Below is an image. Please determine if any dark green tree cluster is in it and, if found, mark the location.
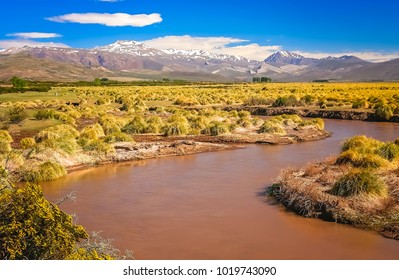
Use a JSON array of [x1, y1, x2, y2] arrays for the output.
[[252, 77, 272, 83]]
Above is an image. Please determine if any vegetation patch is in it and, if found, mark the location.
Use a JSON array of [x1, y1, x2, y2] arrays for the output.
[[269, 135, 399, 239]]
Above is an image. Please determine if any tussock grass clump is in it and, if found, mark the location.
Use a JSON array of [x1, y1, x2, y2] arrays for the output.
[[162, 115, 190, 136], [375, 104, 393, 120], [330, 168, 387, 197], [104, 132, 133, 143], [258, 121, 286, 134], [35, 124, 80, 154], [122, 116, 147, 134], [80, 139, 115, 155], [34, 109, 56, 120], [342, 135, 382, 153], [20, 137, 36, 150], [336, 136, 396, 168], [80, 124, 105, 140], [145, 116, 163, 134], [203, 121, 230, 136], [299, 118, 325, 130], [99, 115, 124, 135], [378, 143, 399, 161], [336, 150, 388, 168], [23, 161, 67, 182], [0, 130, 13, 154]]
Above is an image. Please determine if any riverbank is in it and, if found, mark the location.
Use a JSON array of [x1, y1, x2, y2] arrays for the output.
[[194, 105, 399, 122], [268, 136, 399, 240], [5, 114, 330, 182]]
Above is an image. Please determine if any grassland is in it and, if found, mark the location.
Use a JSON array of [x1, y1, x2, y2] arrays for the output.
[[0, 82, 336, 183]]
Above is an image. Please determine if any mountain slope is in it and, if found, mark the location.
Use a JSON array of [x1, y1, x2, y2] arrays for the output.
[[0, 41, 398, 82]]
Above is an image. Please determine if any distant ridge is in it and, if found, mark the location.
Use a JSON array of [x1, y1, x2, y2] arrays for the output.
[[0, 41, 398, 81]]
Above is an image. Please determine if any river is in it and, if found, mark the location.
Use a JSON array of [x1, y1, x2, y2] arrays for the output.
[[42, 119, 399, 259]]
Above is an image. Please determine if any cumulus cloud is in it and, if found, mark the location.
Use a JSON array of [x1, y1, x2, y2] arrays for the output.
[[7, 32, 61, 39], [46, 13, 162, 27], [143, 35, 281, 60], [294, 50, 399, 63], [0, 40, 70, 49]]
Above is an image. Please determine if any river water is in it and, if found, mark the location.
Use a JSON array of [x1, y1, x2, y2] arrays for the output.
[[42, 119, 399, 259]]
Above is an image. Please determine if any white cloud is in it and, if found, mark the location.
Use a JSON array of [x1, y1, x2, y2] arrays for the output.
[[7, 32, 61, 39], [98, 0, 122, 2], [46, 13, 162, 27], [0, 40, 70, 49], [143, 35, 281, 60], [294, 50, 399, 63]]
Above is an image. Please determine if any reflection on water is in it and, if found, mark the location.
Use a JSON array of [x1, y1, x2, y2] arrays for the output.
[[42, 119, 399, 259]]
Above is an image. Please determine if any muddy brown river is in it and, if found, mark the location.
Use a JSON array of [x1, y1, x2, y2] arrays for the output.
[[42, 119, 399, 259]]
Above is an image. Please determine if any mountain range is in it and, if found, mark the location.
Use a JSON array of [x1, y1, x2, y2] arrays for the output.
[[0, 40, 398, 82]]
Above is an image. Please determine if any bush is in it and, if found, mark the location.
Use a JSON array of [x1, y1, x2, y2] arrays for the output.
[[330, 169, 387, 197], [20, 137, 36, 150], [8, 106, 28, 124], [0, 182, 90, 259]]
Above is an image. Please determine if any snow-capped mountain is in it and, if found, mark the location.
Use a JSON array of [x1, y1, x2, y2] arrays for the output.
[[264, 50, 316, 65], [163, 48, 249, 62], [0, 40, 397, 82], [95, 40, 165, 57]]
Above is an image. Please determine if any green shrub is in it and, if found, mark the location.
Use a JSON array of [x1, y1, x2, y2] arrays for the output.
[[8, 106, 28, 124], [330, 169, 387, 197]]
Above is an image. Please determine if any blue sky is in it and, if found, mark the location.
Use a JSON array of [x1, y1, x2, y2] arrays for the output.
[[0, 0, 398, 61]]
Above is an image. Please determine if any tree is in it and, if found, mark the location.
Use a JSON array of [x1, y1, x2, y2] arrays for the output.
[[94, 78, 101, 86], [10, 76, 27, 89]]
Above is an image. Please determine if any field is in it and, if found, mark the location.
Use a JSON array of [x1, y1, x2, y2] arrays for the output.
[[1, 81, 399, 259]]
